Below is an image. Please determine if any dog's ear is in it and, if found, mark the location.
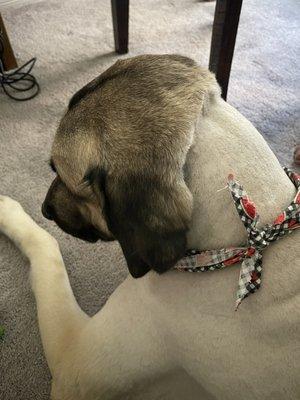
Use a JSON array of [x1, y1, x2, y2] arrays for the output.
[[102, 171, 193, 278]]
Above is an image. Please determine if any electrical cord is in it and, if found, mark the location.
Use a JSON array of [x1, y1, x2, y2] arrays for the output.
[[0, 30, 40, 101]]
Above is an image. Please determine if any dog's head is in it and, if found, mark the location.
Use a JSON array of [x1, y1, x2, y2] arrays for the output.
[[42, 55, 215, 277]]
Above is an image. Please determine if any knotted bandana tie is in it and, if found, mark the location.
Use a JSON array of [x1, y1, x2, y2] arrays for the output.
[[174, 168, 300, 310]]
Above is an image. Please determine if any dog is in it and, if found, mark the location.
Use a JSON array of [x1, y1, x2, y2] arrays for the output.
[[0, 55, 299, 400]]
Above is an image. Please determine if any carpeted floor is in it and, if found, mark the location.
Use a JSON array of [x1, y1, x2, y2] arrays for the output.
[[0, 0, 299, 399]]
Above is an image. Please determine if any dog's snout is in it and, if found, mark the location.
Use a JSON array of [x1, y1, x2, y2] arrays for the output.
[[42, 202, 54, 220]]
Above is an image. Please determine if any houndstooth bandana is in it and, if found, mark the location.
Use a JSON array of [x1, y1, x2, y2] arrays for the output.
[[174, 168, 300, 310]]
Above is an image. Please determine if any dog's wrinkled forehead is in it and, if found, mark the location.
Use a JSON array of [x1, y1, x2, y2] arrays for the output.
[[51, 54, 216, 189], [51, 127, 101, 194]]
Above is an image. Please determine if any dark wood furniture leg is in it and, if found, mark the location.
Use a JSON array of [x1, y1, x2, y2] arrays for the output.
[[209, 0, 243, 100], [111, 0, 129, 54], [0, 13, 17, 71]]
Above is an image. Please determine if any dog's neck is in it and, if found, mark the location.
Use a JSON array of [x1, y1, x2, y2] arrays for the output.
[[184, 96, 296, 252]]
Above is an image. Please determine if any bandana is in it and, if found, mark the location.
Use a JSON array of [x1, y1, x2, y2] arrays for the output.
[[174, 168, 300, 310]]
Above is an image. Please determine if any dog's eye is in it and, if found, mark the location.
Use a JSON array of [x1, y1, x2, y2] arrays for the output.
[[49, 159, 57, 173]]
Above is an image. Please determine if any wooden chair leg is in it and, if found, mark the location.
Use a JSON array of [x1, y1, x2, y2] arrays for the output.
[[209, 0, 243, 100], [0, 13, 17, 71], [111, 0, 129, 54]]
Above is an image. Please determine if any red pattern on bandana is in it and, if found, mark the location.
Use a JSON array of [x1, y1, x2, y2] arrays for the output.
[[251, 271, 259, 283], [241, 196, 256, 219], [274, 212, 285, 225], [224, 255, 242, 265], [246, 247, 256, 257]]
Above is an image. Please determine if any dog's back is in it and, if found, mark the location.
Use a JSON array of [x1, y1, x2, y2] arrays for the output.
[[136, 92, 300, 399]]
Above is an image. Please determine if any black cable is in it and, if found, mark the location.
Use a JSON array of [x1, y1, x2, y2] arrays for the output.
[[0, 30, 40, 101]]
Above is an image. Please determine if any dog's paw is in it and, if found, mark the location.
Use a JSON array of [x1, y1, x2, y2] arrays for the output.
[[0, 196, 58, 254], [0, 196, 24, 233]]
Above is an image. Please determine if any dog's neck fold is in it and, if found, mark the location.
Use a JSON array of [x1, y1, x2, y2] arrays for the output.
[[184, 96, 297, 252]]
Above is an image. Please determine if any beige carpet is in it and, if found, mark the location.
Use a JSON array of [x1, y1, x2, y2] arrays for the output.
[[0, 0, 299, 399]]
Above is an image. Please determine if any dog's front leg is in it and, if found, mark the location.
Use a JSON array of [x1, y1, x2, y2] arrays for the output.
[[0, 196, 176, 399], [0, 196, 89, 374]]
